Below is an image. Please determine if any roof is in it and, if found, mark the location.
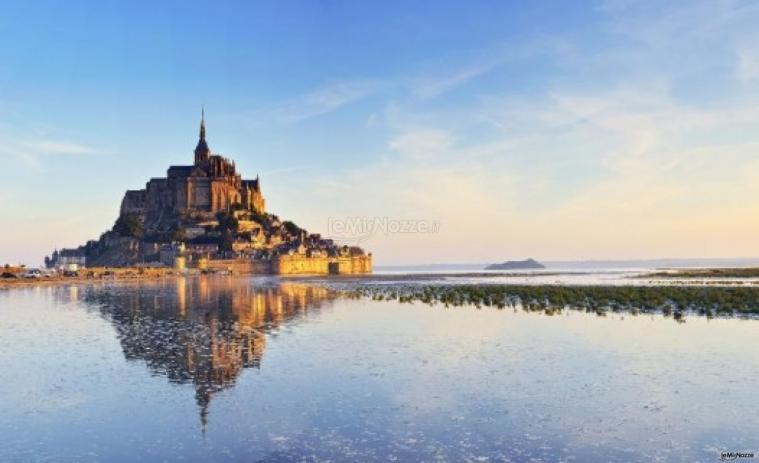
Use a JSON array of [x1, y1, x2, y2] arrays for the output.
[[168, 165, 193, 176], [194, 138, 210, 156]]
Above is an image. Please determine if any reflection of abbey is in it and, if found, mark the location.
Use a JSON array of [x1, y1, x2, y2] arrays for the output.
[[46, 111, 372, 275], [69, 280, 334, 429], [121, 110, 266, 219]]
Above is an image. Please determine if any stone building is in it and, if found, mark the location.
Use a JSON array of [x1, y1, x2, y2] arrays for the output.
[[120, 110, 265, 221]]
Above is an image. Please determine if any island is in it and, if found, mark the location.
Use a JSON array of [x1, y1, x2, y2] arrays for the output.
[[485, 258, 545, 270], [45, 111, 372, 275]]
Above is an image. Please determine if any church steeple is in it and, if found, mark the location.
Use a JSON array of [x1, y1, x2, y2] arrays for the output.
[[194, 107, 211, 164], [199, 107, 206, 140]]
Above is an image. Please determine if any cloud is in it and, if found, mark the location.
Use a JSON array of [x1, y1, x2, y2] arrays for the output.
[[21, 140, 99, 155], [270, 41, 550, 125], [289, 61, 759, 263], [364, 112, 378, 128], [600, 0, 746, 45], [737, 48, 759, 81], [273, 59, 498, 123], [275, 80, 383, 122], [411, 61, 499, 99], [0, 134, 101, 173], [388, 129, 454, 160]]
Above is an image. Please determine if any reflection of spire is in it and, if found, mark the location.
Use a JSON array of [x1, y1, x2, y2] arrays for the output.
[[196, 386, 211, 433]]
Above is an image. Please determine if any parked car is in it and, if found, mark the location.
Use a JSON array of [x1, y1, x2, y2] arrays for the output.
[[22, 269, 43, 279]]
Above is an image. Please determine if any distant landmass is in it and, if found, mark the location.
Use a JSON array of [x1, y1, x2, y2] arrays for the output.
[[485, 258, 545, 270]]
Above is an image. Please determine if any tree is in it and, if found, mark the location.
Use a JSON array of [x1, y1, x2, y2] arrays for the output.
[[250, 210, 267, 225], [170, 224, 187, 243], [216, 212, 239, 252], [216, 212, 239, 233], [282, 220, 302, 236]]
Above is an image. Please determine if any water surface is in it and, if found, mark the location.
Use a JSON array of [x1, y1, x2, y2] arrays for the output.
[[1, 276, 758, 462]]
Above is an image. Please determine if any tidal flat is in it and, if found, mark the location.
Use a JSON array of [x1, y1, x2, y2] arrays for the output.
[[1, 276, 758, 462]]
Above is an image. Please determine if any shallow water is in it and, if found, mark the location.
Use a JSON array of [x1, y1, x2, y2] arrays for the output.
[[1, 277, 758, 462]]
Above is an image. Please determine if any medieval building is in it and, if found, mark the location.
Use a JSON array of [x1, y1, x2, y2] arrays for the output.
[[120, 111, 265, 221], [47, 110, 372, 274]]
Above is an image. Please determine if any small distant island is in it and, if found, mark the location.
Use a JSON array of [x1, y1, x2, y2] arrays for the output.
[[485, 258, 545, 270]]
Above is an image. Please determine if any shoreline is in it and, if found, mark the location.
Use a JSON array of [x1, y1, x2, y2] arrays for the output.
[[0, 267, 197, 290], [5, 271, 759, 319], [6, 266, 759, 290]]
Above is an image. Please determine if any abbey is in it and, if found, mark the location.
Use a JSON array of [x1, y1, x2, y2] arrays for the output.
[[120, 110, 265, 220], [47, 111, 371, 275]]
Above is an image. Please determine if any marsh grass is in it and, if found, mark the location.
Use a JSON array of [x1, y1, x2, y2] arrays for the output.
[[642, 268, 759, 279], [341, 284, 759, 320]]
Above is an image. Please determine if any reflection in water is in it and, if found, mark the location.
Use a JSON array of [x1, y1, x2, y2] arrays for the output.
[[63, 277, 335, 429], [4, 277, 759, 461]]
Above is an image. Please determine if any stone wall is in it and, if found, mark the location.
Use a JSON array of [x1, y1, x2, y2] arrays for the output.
[[271, 254, 372, 275], [201, 255, 372, 275], [205, 259, 270, 274]]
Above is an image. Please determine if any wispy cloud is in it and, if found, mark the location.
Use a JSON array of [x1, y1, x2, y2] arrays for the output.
[[0, 135, 101, 172], [260, 166, 310, 177], [737, 47, 759, 81], [388, 129, 454, 160], [411, 61, 499, 99], [21, 140, 99, 155], [275, 80, 383, 122], [269, 41, 554, 126]]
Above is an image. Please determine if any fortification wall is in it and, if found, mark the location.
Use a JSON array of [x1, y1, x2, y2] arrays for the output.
[[195, 255, 372, 275], [272, 254, 372, 275], [205, 259, 271, 274]]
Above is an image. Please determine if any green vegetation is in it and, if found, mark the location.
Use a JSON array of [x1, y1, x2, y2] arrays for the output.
[[342, 284, 759, 318], [216, 211, 240, 252], [643, 268, 759, 279], [216, 211, 239, 231], [282, 220, 302, 236], [249, 210, 267, 224]]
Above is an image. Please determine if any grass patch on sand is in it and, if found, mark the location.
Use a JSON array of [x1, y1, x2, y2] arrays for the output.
[[342, 284, 759, 319]]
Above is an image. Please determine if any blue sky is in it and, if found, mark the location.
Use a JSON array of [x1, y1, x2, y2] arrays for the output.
[[3, 0, 759, 265]]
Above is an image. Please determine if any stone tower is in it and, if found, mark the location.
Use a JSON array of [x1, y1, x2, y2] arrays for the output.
[[194, 108, 211, 165]]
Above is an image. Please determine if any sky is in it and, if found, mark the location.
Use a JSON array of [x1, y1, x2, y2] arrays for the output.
[[2, 0, 759, 265]]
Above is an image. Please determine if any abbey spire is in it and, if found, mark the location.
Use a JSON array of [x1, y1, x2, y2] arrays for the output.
[[194, 107, 211, 164], [199, 107, 206, 140]]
